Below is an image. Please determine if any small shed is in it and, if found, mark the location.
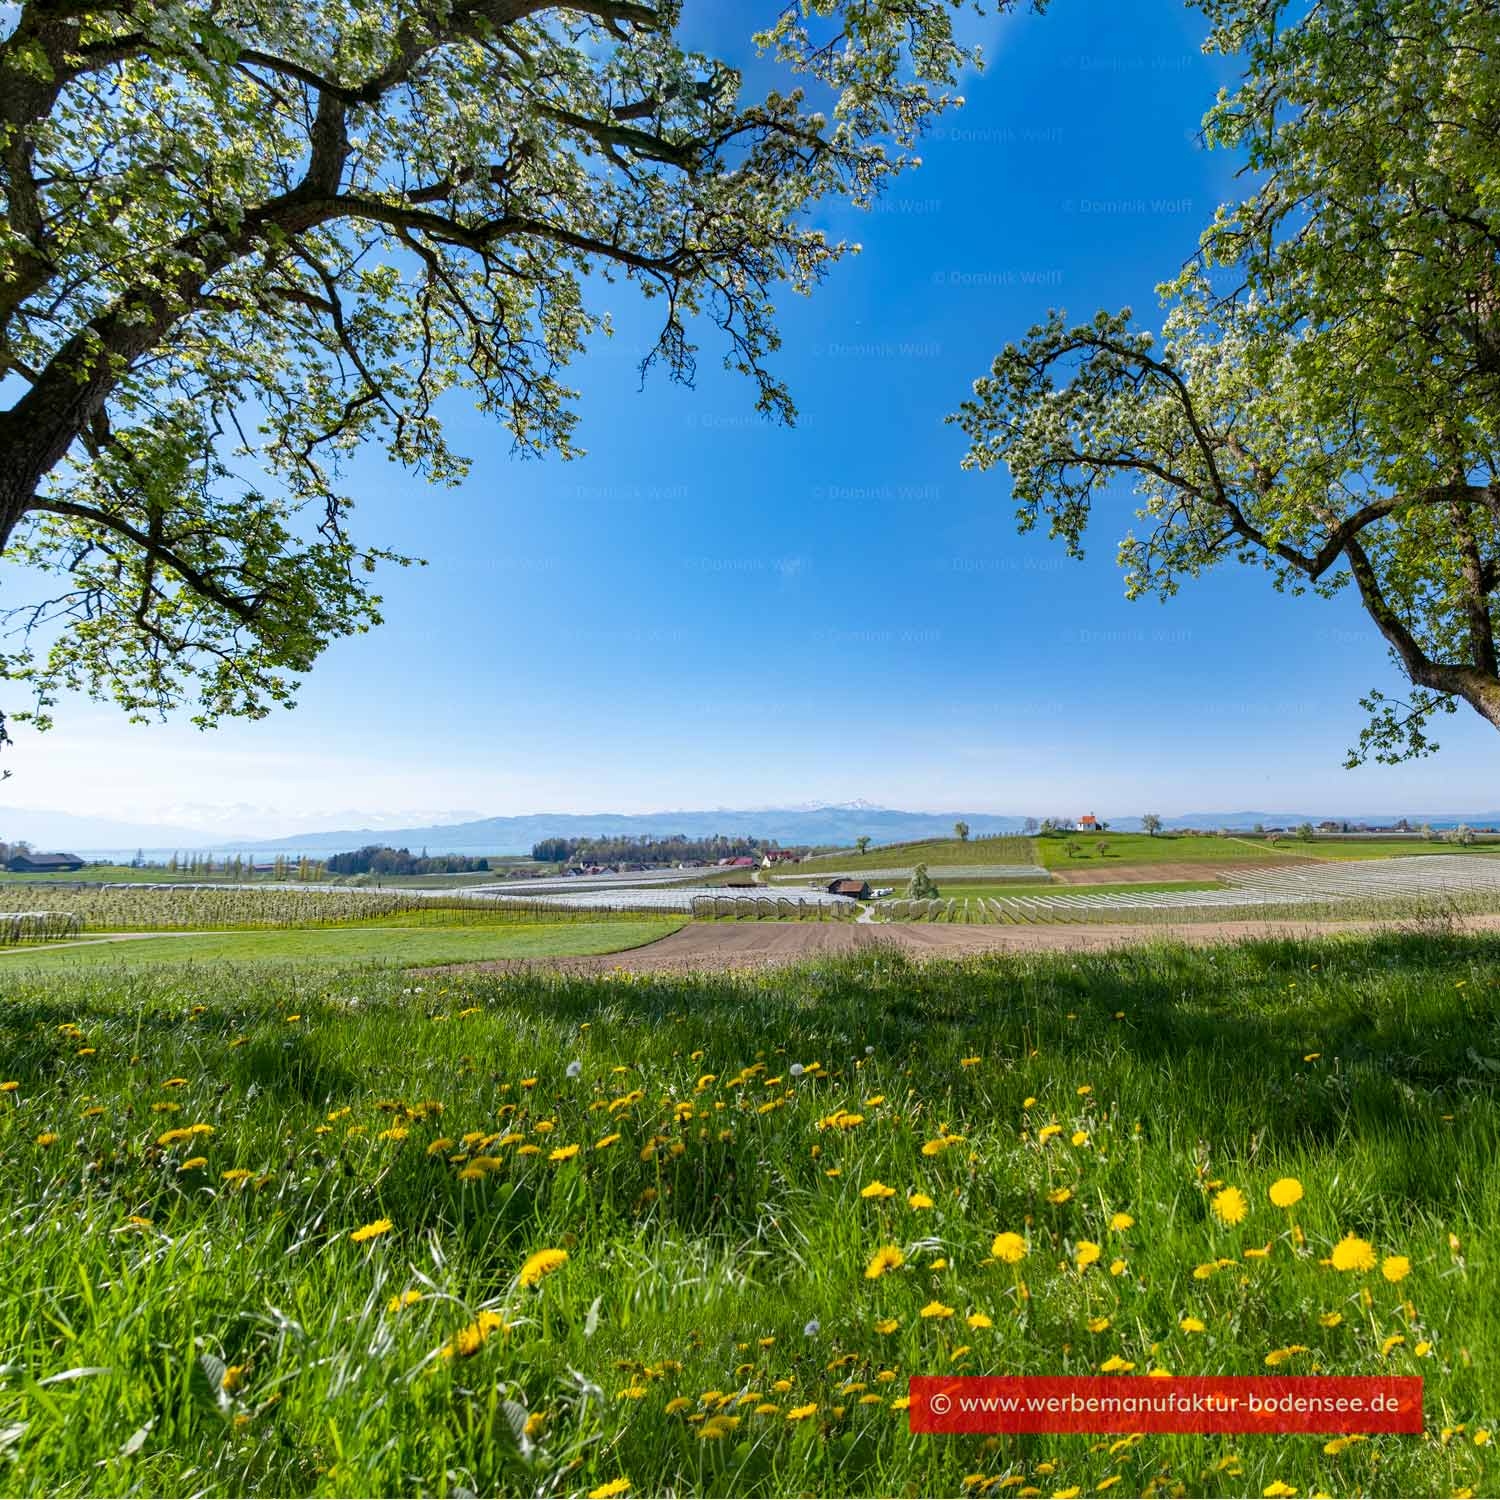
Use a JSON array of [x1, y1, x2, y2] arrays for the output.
[[828, 878, 871, 899]]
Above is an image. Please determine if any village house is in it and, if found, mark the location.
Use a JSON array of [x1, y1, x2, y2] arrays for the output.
[[761, 850, 800, 867]]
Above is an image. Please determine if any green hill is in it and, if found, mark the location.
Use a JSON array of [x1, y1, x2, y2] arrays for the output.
[[785, 835, 1037, 872]]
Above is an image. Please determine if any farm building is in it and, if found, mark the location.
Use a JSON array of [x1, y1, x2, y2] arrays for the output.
[[827, 878, 871, 898], [761, 850, 800, 867], [4, 851, 85, 873], [1076, 814, 1100, 832]]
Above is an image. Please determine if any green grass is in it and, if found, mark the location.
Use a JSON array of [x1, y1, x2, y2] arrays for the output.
[[790, 835, 1038, 873], [1033, 834, 1500, 869], [1, 934, 1497, 1497], [1298, 839, 1500, 861], [1037, 834, 1308, 868], [927, 879, 1222, 901], [0, 920, 680, 970]]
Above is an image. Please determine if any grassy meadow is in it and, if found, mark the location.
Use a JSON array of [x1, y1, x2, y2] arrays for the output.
[[789, 836, 1039, 872], [1035, 835, 1299, 869], [0, 919, 680, 971], [1, 933, 1497, 1498], [922, 881, 1223, 902]]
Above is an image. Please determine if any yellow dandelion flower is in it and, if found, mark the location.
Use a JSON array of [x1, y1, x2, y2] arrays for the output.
[[350, 1218, 393, 1243], [861, 1180, 897, 1200], [1099, 1356, 1134, 1373], [968, 1312, 993, 1329], [443, 1309, 505, 1359], [1330, 1235, 1377, 1273], [594, 1133, 621, 1149], [1381, 1255, 1412, 1283], [221, 1364, 248, 1392], [1047, 1187, 1072, 1205], [960, 1056, 982, 1068], [1211, 1187, 1249, 1225], [865, 1245, 905, 1280], [1179, 1317, 1206, 1334], [1263, 1484, 1296, 1498], [1071, 1131, 1089, 1147], [921, 1135, 961, 1156], [0, 1082, 17, 1092], [179, 1155, 207, 1171], [1037, 1124, 1063, 1143], [587, 1479, 630, 1499], [34, 1132, 59, 1146], [991, 1232, 1027, 1263], [1269, 1178, 1304, 1208], [1088, 1317, 1110, 1333], [1109, 1258, 1127, 1276], [909, 1192, 935, 1210], [1075, 1241, 1102, 1270], [518, 1247, 568, 1286], [920, 1300, 955, 1319], [787, 1403, 818, 1421], [388, 1290, 424, 1312], [874, 1317, 900, 1335], [549, 1144, 581, 1162], [1109, 1212, 1135, 1232], [220, 1168, 252, 1182]]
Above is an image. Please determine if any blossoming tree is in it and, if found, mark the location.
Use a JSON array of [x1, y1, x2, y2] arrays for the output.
[[0, 0, 1022, 753], [951, 0, 1500, 765]]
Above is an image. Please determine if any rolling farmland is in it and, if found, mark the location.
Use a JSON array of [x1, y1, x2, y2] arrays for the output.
[[874, 855, 1500, 924], [767, 863, 1048, 883]]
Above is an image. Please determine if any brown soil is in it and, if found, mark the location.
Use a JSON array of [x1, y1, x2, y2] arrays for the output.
[[1048, 858, 1320, 885], [441, 912, 1500, 978]]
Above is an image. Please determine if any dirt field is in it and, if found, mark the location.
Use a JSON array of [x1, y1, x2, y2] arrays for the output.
[[1048, 858, 1320, 885], [443, 911, 1500, 977]]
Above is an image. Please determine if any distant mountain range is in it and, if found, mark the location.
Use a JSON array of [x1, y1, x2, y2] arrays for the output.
[[6, 801, 1500, 858], [0, 806, 249, 850]]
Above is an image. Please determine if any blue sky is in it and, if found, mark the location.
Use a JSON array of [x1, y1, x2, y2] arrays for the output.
[[6, 0, 1499, 837]]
